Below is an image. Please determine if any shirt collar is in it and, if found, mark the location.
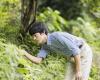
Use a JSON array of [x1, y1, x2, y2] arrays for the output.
[[47, 33, 51, 45]]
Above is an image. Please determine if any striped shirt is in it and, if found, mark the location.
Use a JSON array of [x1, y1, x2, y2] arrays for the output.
[[37, 32, 85, 58]]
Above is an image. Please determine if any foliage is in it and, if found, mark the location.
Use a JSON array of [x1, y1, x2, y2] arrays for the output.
[[37, 7, 99, 43], [68, 13, 97, 41], [89, 65, 100, 80], [0, 0, 20, 28], [38, 0, 83, 20], [37, 7, 68, 32], [0, 0, 100, 80], [0, 39, 66, 80], [38, 0, 100, 20], [81, 0, 100, 17]]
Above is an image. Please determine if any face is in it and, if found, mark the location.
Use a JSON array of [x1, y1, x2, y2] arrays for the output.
[[32, 33, 46, 45]]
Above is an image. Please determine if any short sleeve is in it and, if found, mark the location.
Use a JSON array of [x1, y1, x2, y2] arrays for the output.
[[54, 33, 81, 57], [69, 43, 81, 56], [61, 36, 81, 56], [37, 48, 48, 58]]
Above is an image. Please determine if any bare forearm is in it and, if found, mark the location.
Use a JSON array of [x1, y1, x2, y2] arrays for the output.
[[74, 54, 83, 80], [24, 52, 42, 64], [74, 54, 81, 72]]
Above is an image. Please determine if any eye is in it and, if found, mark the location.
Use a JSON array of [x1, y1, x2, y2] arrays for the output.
[[33, 34, 37, 37]]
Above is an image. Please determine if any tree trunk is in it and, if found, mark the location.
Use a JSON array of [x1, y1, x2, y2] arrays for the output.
[[21, 0, 37, 37]]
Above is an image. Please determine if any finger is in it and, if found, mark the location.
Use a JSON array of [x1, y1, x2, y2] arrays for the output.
[[79, 77, 82, 80], [76, 77, 81, 80], [78, 77, 80, 80], [75, 77, 77, 80], [81, 77, 83, 80], [75, 77, 79, 80]]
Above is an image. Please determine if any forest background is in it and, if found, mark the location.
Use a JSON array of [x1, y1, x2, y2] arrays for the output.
[[0, 0, 100, 80]]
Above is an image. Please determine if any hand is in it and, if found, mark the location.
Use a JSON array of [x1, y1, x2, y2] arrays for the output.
[[75, 71, 83, 80]]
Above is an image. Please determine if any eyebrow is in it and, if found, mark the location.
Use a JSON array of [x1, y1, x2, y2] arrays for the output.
[[33, 34, 36, 36]]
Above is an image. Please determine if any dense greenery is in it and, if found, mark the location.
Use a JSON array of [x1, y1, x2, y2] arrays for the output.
[[0, 0, 100, 80]]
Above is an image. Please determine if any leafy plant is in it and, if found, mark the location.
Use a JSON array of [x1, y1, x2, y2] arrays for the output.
[[37, 7, 68, 32]]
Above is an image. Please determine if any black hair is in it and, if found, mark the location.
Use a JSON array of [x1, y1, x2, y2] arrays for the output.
[[29, 22, 48, 36]]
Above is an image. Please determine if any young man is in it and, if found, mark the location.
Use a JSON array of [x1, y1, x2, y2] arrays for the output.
[[24, 22, 93, 80]]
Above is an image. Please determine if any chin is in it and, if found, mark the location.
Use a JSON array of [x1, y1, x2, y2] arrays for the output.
[[39, 42, 44, 45], [37, 42, 42, 45]]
